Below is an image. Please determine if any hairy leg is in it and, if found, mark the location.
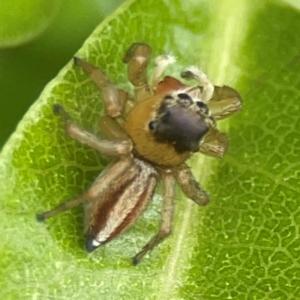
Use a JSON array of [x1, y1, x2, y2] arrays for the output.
[[36, 157, 133, 221], [74, 57, 124, 118], [199, 127, 229, 158], [174, 165, 209, 206], [133, 171, 175, 265], [123, 43, 152, 102], [54, 104, 132, 156]]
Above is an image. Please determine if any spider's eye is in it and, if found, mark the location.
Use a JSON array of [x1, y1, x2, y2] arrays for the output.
[[164, 95, 174, 100], [196, 101, 209, 114], [178, 93, 193, 102], [149, 121, 156, 131], [177, 93, 193, 106]]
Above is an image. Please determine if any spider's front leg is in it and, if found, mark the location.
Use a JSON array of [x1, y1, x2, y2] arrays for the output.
[[123, 43, 152, 102], [74, 57, 128, 118], [133, 171, 175, 265]]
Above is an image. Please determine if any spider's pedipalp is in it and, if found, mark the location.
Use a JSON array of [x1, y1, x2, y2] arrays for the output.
[[181, 66, 214, 102], [152, 54, 176, 90], [98, 115, 129, 141]]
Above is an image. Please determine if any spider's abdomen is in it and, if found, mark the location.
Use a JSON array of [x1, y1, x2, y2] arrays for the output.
[[84, 158, 157, 252]]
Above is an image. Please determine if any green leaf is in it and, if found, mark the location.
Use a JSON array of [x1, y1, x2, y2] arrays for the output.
[[1, 0, 300, 299], [0, 0, 61, 48]]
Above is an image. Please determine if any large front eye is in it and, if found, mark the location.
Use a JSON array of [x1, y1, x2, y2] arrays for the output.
[[177, 93, 193, 107], [148, 121, 156, 131], [196, 101, 209, 114]]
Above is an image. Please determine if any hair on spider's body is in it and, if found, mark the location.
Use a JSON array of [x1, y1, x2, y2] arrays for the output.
[[37, 43, 242, 265]]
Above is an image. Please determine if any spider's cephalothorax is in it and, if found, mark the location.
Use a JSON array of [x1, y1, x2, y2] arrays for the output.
[[148, 91, 214, 153], [37, 43, 242, 265]]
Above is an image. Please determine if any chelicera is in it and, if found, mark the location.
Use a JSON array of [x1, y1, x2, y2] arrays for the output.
[[37, 43, 242, 265]]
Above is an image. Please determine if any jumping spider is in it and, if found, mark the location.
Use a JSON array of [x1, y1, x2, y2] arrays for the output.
[[37, 43, 242, 265]]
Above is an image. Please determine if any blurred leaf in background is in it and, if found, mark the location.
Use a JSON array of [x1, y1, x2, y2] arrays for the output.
[[0, 0, 61, 48], [1, 0, 300, 299], [0, 0, 124, 147]]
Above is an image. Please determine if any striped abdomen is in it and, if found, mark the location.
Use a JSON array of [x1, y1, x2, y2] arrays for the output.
[[84, 158, 158, 252]]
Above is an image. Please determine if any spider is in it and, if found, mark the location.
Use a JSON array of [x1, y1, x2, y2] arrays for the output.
[[37, 43, 242, 265]]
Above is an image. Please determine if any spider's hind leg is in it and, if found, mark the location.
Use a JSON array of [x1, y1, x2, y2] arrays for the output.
[[36, 157, 133, 221], [133, 172, 175, 265], [53, 104, 132, 157]]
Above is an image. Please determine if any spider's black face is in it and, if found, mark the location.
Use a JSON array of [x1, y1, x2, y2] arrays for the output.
[[149, 93, 211, 153]]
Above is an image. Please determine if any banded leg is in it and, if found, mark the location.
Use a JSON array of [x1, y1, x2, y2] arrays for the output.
[[133, 172, 175, 265], [123, 43, 152, 102], [74, 57, 125, 118], [174, 165, 209, 206], [36, 157, 133, 221], [54, 104, 132, 157]]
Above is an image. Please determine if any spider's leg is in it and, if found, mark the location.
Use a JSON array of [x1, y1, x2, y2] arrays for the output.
[[36, 193, 88, 221], [206, 85, 242, 120], [74, 57, 124, 118], [98, 115, 129, 141], [133, 172, 175, 265], [53, 104, 132, 157], [123, 43, 152, 102], [36, 157, 133, 221], [199, 127, 229, 158], [174, 165, 209, 206]]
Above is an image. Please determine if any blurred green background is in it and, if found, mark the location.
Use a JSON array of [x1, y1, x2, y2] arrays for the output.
[[0, 0, 124, 147]]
